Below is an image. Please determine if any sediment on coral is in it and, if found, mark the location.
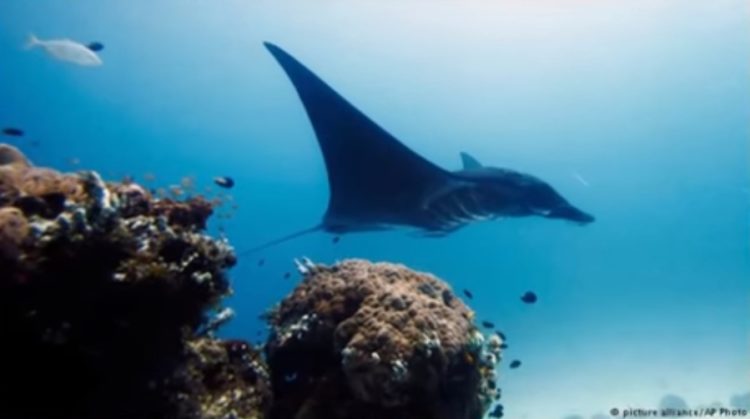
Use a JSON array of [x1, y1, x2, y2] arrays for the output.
[[0, 144, 269, 419], [264, 259, 502, 419]]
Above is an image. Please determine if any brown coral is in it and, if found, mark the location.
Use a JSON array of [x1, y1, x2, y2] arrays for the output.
[[0, 144, 85, 214], [265, 259, 495, 419], [0, 144, 256, 419], [152, 196, 214, 230], [0, 145, 28, 206], [0, 144, 30, 169], [18, 167, 65, 196], [0, 206, 28, 259]]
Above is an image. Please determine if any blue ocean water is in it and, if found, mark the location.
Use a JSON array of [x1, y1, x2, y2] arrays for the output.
[[1, 1, 748, 418]]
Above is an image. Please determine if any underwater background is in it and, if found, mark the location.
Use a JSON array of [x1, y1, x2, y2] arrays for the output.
[[1, 0, 748, 418]]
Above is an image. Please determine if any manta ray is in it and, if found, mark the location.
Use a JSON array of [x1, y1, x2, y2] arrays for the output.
[[246, 42, 594, 253]]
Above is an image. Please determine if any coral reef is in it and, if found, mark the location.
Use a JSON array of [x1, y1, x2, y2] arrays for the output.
[[0, 144, 269, 419], [169, 338, 272, 419], [0, 143, 503, 419], [264, 259, 501, 419]]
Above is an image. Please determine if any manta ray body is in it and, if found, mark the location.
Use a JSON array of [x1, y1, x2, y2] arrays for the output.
[[247, 43, 595, 253]]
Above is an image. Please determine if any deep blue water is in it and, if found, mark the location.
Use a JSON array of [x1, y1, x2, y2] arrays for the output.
[[2, 1, 748, 418]]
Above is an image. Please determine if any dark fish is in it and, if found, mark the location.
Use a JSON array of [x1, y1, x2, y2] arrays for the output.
[[482, 320, 495, 329], [214, 176, 235, 188], [2, 127, 23, 137], [87, 41, 104, 52], [283, 272, 291, 279], [489, 404, 504, 418], [332, 235, 340, 244], [509, 359, 521, 369], [500, 343, 508, 349], [441, 289, 454, 306], [494, 330, 506, 341], [463, 289, 473, 299], [257, 258, 265, 267], [520, 291, 537, 304]]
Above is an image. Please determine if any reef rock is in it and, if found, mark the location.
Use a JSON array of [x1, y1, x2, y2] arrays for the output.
[[265, 259, 500, 419], [0, 144, 269, 419], [169, 338, 273, 419]]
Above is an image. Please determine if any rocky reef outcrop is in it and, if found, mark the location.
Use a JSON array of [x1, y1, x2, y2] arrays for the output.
[[0, 144, 270, 419], [264, 259, 501, 419], [0, 143, 503, 419]]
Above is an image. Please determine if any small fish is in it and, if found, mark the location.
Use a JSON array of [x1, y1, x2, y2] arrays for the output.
[[520, 291, 537, 304], [200, 307, 235, 335], [26, 34, 103, 66], [257, 258, 265, 267], [494, 330, 506, 341], [571, 171, 590, 187], [482, 320, 495, 329], [168, 185, 183, 197], [86, 41, 104, 52], [332, 235, 340, 244], [500, 343, 508, 349], [283, 272, 291, 279], [67, 157, 80, 166], [214, 176, 235, 189], [2, 127, 24, 136], [463, 289, 473, 299], [509, 359, 521, 369], [181, 176, 196, 190]]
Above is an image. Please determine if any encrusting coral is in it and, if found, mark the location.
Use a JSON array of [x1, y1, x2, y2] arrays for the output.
[[264, 259, 502, 419], [0, 144, 270, 419]]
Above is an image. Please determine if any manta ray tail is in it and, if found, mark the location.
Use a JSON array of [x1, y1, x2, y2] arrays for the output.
[[238, 225, 323, 256]]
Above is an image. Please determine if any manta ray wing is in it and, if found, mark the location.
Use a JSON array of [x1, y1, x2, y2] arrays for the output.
[[264, 42, 460, 231]]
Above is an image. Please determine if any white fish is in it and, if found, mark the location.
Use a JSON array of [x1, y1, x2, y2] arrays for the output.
[[25, 33, 102, 66], [571, 171, 590, 187]]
